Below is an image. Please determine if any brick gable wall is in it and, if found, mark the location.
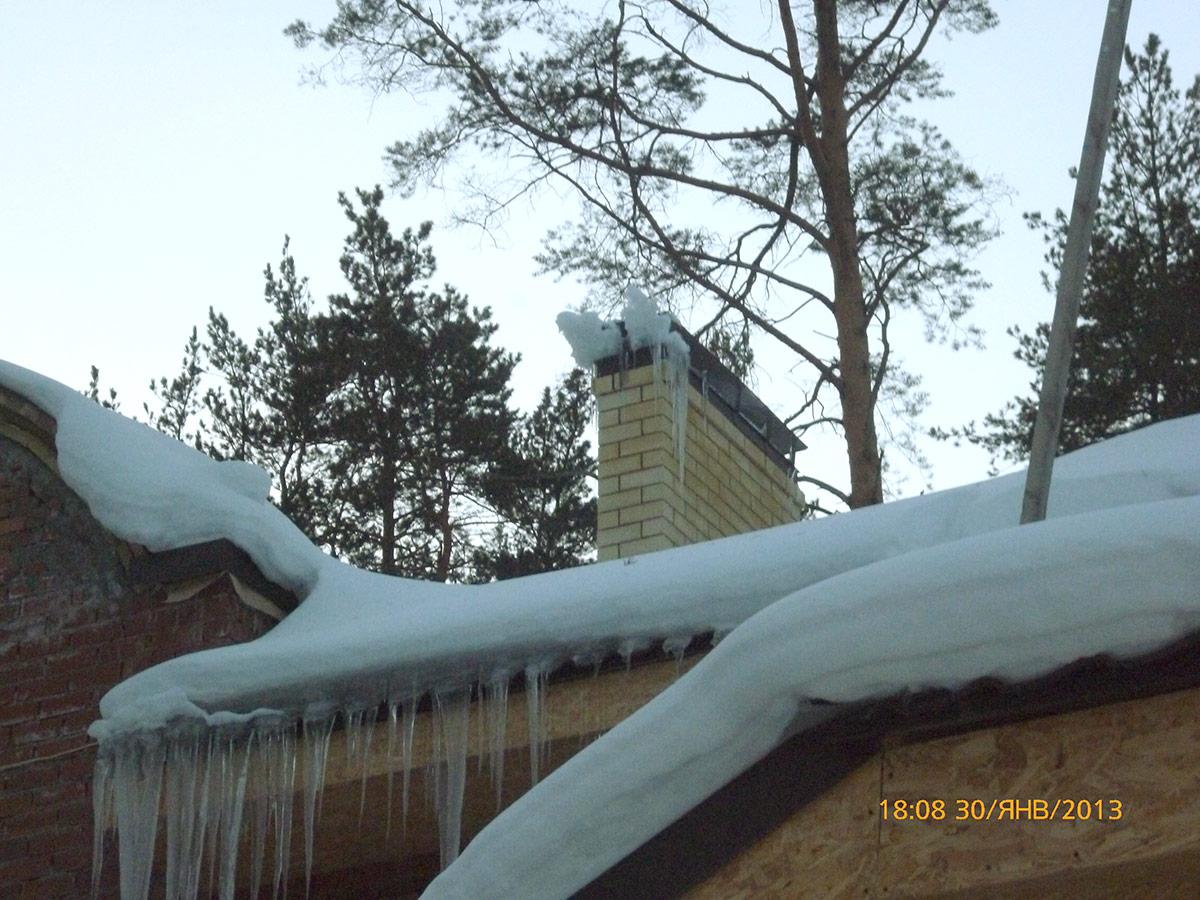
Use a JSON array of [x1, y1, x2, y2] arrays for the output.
[[0, 437, 275, 898]]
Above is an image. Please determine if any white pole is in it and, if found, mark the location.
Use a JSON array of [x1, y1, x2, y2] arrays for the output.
[[1020, 0, 1133, 525]]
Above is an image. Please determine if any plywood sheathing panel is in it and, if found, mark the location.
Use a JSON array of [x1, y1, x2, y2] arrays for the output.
[[689, 685, 1200, 898]]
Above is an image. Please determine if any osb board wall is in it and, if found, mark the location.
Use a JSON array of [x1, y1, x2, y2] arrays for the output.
[[689, 685, 1200, 899], [595, 363, 805, 561]]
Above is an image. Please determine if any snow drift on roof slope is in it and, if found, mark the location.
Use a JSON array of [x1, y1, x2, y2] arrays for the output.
[[0, 360, 322, 596], [98, 406, 1200, 724], [3, 359, 1200, 727], [425, 492, 1200, 899]]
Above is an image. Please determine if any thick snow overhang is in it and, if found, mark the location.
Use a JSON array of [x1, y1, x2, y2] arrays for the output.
[[0, 371, 299, 617], [424, 489, 1200, 898], [4, 358, 1200, 729]]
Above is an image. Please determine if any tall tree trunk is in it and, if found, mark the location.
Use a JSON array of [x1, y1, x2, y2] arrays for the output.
[[381, 455, 396, 574], [813, 0, 883, 508], [435, 478, 453, 582]]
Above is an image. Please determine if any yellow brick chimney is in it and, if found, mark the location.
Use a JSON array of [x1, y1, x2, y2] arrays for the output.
[[593, 331, 807, 561]]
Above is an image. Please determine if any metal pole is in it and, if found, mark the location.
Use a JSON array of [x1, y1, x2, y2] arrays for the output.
[[1020, 0, 1133, 524]]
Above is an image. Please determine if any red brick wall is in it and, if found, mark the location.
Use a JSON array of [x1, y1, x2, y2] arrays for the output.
[[0, 436, 276, 898]]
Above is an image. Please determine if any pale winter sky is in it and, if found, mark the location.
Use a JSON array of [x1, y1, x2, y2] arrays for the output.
[[2, 1, 1198, 504]]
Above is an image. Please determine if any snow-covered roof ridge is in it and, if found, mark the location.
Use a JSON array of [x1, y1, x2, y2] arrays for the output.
[[0, 359, 324, 596], [11, 358, 1199, 897]]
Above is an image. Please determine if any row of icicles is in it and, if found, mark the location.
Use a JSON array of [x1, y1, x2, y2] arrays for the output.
[[91, 669, 563, 900]]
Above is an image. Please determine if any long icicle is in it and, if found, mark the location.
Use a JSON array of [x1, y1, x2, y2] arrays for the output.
[[202, 732, 227, 900], [486, 675, 510, 810], [248, 728, 271, 900], [90, 745, 114, 899], [112, 733, 166, 900], [434, 689, 471, 869], [400, 697, 417, 842], [384, 701, 399, 845], [218, 732, 251, 900], [356, 710, 375, 828], [302, 710, 335, 899], [271, 723, 297, 900], [525, 666, 550, 786], [163, 726, 207, 900]]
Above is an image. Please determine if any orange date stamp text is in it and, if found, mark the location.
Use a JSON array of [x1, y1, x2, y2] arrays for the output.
[[879, 798, 1124, 822]]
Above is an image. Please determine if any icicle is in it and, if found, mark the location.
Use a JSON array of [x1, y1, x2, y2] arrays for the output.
[[269, 723, 297, 900], [663, 635, 693, 677], [484, 675, 510, 809], [434, 689, 471, 869], [400, 697, 417, 841], [248, 729, 271, 900], [618, 637, 649, 671], [203, 733, 225, 898], [343, 706, 375, 828], [384, 702, 399, 844], [217, 733, 251, 900], [475, 686, 486, 777], [524, 666, 550, 786], [163, 725, 210, 900], [426, 699, 442, 813], [669, 343, 689, 482], [344, 707, 365, 772], [91, 745, 114, 899], [302, 709, 335, 899], [112, 732, 166, 900]]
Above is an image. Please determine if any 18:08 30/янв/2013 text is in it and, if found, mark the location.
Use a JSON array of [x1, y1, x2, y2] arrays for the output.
[[879, 798, 1124, 822]]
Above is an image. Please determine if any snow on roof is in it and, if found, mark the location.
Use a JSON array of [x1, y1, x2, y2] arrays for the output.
[[0, 360, 322, 598], [2, 357, 1199, 731], [426, 492, 1200, 899], [5, 359, 1200, 897]]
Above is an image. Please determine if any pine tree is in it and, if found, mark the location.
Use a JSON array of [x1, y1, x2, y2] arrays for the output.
[[125, 191, 524, 580], [287, 0, 1000, 509], [935, 36, 1200, 466], [319, 187, 518, 580], [202, 240, 335, 546], [475, 369, 596, 581], [145, 326, 205, 447]]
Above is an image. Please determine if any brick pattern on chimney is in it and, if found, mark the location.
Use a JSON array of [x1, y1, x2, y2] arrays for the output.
[[0, 437, 275, 899], [595, 362, 805, 561]]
